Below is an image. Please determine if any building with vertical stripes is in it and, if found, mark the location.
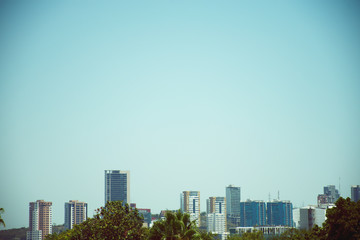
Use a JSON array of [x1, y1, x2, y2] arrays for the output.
[[64, 200, 88, 230], [266, 200, 293, 227], [226, 185, 241, 227], [351, 185, 360, 202], [180, 191, 200, 227], [26, 200, 52, 240], [207, 197, 227, 239], [105, 170, 130, 204], [240, 200, 266, 227]]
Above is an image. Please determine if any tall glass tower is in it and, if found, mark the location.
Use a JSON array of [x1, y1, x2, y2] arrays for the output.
[[266, 200, 293, 227], [226, 185, 241, 227], [105, 170, 130, 205]]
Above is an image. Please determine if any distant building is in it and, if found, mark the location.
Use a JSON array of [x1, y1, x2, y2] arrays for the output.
[[240, 200, 266, 227], [226, 185, 241, 227], [207, 197, 227, 239], [130, 203, 137, 208], [104, 170, 130, 204], [64, 200, 88, 230], [320, 185, 340, 204], [297, 206, 326, 230], [138, 209, 152, 227], [351, 185, 360, 202], [180, 191, 200, 226], [266, 200, 293, 227], [229, 226, 291, 238], [26, 200, 52, 240]]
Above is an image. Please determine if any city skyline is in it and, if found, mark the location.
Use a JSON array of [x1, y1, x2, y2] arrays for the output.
[[1, 0, 360, 230]]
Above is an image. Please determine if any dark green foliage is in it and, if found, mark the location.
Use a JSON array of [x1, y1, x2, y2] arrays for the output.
[[46, 201, 147, 240], [322, 197, 360, 240], [227, 230, 264, 240], [149, 210, 200, 240]]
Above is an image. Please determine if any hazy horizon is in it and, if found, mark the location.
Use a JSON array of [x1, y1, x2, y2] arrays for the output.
[[1, 0, 359, 230]]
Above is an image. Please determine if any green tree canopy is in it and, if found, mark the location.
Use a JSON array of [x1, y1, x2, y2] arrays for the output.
[[149, 210, 200, 240], [322, 197, 360, 240], [227, 230, 264, 240], [46, 201, 147, 240]]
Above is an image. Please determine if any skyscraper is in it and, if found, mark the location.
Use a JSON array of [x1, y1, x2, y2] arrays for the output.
[[207, 196, 227, 239], [180, 191, 200, 226], [64, 200, 88, 230], [226, 185, 241, 227], [351, 185, 360, 202], [240, 200, 266, 227], [267, 200, 293, 227], [105, 170, 130, 204], [323, 185, 340, 203], [26, 200, 52, 240]]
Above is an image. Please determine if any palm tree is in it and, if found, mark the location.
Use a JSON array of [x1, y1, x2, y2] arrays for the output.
[[149, 210, 201, 240], [0, 208, 5, 228]]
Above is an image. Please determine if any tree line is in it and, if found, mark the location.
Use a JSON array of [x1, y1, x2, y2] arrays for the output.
[[40, 197, 360, 239]]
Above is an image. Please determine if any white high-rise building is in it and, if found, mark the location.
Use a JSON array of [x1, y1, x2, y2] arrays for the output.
[[207, 197, 227, 239], [180, 191, 200, 226], [105, 170, 130, 204], [65, 200, 88, 230]]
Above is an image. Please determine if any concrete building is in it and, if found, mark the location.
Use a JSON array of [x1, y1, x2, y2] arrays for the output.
[[26, 200, 52, 240], [207, 197, 227, 239], [240, 200, 266, 227], [267, 200, 293, 227], [105, 170, 130, 204], [351, 185, 360, 202], [64, 200, 88, 230], [226, 185, 241, 227], [298, 206, 326, 230], [180, 191, 200, 227]]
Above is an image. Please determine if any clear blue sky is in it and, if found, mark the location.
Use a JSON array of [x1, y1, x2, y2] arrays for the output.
[[1, 0, 359, 229]]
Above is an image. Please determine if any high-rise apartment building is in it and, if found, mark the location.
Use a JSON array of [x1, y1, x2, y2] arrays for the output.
[[64, 200, 88, 230], [207, 197, 227, 239], [267, 200, 293, 227], [226, 185, 241, 227], [240, 200, 266, 227], [180, 191, 200, 227], [105, 170, 130, 204], [351, 185, 360, 202], [26, 200, 52, 240]]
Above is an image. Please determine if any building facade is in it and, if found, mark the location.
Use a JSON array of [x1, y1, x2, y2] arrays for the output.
[[351, 185, 360, 202], [26, 200, 52, 240], [240, 200, 266, 227], [180, 191, 200, 227], [298, 206, 326, 230], [105, 170, 130, 204], [206, 197, 227, 239], [226, 185, 241, 227], [64, 200, 88, 230], [266, 200, 293, 227]]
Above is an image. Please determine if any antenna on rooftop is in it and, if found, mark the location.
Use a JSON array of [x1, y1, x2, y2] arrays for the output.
[[278, 190, 280, 200], [268, 192, 271, 202], [339, 177, 341, 195]]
